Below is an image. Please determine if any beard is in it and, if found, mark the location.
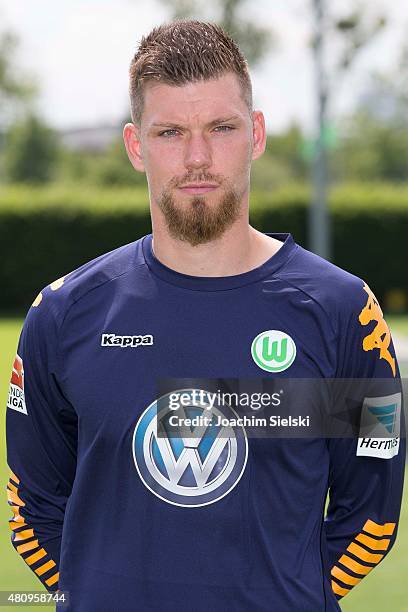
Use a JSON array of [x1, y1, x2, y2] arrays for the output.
[[157, 181, 242, 247]]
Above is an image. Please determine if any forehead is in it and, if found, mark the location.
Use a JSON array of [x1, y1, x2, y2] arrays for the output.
[[141, 72, 248, 126]]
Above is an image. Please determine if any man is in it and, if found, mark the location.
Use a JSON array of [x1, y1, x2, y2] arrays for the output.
[[5, 19, 405, 611]]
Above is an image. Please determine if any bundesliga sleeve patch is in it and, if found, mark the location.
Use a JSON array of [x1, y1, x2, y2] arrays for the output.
[[356, 392, 401, 459], [7, 354, 28, 415]]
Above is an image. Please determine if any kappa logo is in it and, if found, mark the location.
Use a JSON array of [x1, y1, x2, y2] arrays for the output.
[[132, 389, 248, 507], [7, 354, 28, 415], [356, 392, 401, 459], [358, 282, 396, 377], [101, 333, 154, 348], [251, 330, 296, 373]]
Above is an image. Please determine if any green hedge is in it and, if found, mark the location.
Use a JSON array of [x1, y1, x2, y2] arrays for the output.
[[1, 184, 407, 313]]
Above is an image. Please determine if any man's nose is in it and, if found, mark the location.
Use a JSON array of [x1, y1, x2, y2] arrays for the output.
[[184, 133, 212, 169]]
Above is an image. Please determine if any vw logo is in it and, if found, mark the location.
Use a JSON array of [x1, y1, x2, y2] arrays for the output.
[[132, 389, 248, 507]]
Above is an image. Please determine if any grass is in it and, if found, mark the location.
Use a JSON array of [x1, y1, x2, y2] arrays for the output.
[[388, 316, 408, 336], [0, 317, 407, 610]]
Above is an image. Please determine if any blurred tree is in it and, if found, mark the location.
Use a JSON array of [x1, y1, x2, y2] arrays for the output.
[[312, 3, 388, 125], [55, 140, 148, 187], [86, 112, 145, 186], [158, 0, 274, 66], [334, 112, 408, 183], [333, 40, 408, 182], [0, 29, 37, 124], [5, 114, 59, 183], [0, 24, 38, 183], [267, 124, 308, 180], [332, 117, 393, 181], [90, 138, 147, 187], [55, 148, 102, 184], [250, 123, 309, 190], [309, 1, 388, 259], [358, 41, 408, 125], [55, 111, 147, 187], [332, 8, 386, 75]]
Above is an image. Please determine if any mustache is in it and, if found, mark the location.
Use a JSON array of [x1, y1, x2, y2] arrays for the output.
[[171, 174, 225, 187]]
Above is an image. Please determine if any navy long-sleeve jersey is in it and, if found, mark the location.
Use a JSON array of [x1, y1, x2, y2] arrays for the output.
[[5, 232, 405, 611]]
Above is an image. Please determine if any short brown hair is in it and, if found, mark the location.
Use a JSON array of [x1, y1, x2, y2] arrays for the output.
[[129, 19, 253, 125]]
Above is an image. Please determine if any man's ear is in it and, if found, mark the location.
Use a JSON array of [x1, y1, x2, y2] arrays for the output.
[[251, 110, 266, 162], [123, 123, 145, 172]]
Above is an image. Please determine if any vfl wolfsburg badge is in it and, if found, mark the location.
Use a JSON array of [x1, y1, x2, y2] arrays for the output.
[[251, 330, 296, 373]]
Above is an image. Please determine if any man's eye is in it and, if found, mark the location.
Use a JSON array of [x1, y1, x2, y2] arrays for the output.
[[158, 129, 179, 137], [214, 125, 234, 132], [158, 125, 235, 137]]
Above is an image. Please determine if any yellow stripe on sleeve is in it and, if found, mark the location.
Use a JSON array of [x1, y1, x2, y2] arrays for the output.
[[332, 580, 350, 597], [338, 554, 374, 576], [45, 572, 59, 587], [356, 533, 391, 551], [25, 548, 47, 566], [7, 488, 25, 507], [13, 528, 34, 542], [17, 539, 39, 554], [9, 520, 27, 530], [7, 481, 18, 494], [331, 565, 362, 586], [35, 560, 56, 576], [9, 469, 20, 484], [7, 473, 60, 587], [9, 505, 25, 522], [347, 542, 384, 564], [363, 519, 395, 537]]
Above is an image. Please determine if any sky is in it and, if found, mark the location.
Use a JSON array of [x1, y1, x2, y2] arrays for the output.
[[1, 0, 407, 133]]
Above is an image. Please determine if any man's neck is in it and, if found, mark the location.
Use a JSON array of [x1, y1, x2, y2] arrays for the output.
[[150, 223, 284, 277]]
